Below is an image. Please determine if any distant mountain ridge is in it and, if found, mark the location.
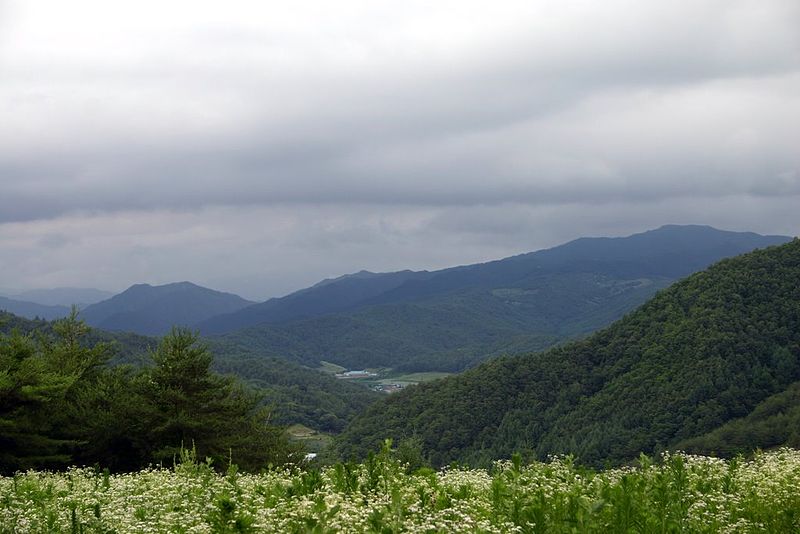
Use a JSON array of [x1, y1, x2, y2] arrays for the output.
[[81, 281, 255, 336], [0, 296, 70, 321], [201, 225, 790, 336], [198, 269, 431, 334], [361, 224, 791, 305], [7, 287, 114, 307], [202, 225, 791, 372]]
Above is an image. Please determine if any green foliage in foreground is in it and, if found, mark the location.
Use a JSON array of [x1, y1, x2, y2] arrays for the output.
[[1, 446, 799, 533], [0, 313, 298, 474]]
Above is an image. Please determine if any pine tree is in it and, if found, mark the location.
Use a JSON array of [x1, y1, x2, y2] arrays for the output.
[[144, 327, 300, 470], [0, 310, 111, 473]]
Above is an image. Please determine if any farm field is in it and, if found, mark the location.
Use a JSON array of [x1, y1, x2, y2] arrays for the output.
[[2, 446, 798, 533], [321, 364, 454, 393], [372, 371, 454, 388], [285, 424, 333, 454]]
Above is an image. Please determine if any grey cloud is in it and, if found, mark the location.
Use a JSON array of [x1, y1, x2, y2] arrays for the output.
[[1, 196, 796, 300], [37, 233, 73, 249], [1, 1, 799, 295]]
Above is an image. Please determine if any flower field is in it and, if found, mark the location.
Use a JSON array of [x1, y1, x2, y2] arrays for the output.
[[1, 446, 799, 533]]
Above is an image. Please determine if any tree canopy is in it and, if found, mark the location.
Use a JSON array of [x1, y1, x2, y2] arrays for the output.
[[0, 315, 299, 474]]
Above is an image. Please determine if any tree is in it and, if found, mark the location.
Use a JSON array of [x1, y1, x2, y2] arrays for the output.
[[0, 310, 112, 473], [143, 327, 299, 470]]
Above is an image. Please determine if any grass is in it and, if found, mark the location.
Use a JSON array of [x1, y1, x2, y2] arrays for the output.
[[317, 360, 347, 374], [286, 424, 333, 453], [382, 372, 453, 384], [362, 371, 454, 389], [1, 445, 799, 532]]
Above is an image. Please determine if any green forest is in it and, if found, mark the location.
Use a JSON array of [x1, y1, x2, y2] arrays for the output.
[[0, 312, 299, 474], [336, 239, 800, 467]]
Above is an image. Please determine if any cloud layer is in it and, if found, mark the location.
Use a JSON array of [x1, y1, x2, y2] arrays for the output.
[[1, 0, 798, 298]]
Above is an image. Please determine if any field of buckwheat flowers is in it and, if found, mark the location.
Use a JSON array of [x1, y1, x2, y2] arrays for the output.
[[1, 444, 799, 533]]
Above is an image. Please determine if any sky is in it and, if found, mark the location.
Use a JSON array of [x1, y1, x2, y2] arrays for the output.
[[1, 0, 798, 300]]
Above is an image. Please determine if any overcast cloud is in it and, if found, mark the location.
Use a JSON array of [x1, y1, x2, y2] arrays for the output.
[[1, 0, 799, 299]]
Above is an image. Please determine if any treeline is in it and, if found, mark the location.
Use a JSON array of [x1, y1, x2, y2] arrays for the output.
[[0, 312, 299, 475], [336, 239, 800, 467], [0, 311, 156, 367]]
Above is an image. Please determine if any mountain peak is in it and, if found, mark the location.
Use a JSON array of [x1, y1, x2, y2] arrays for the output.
[[81, 281, 253, 336]]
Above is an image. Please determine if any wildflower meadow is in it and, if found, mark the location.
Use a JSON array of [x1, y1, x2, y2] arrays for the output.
[[1, 444, 799, 533]]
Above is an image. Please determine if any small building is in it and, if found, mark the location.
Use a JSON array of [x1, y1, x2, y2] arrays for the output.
[[374, 383, 404, 394], [335, 369, 377, 379]]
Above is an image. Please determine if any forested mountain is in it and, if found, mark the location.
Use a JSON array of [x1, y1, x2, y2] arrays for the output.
[[198, 269, 430, 334], [211, 275, 666, 372], [1, 311, 157, 366], [0, 296, 70, 320], [203, 225, 789, 336], [80, 282, 255, 336], [335, 239, 800, 467], [208, 225, 791, 372], [0, 311, 379, 433]]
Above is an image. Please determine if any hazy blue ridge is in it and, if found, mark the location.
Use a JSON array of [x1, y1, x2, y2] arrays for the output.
[[0, 296, 71, 320], [80, 281, 255, 336], [205, 225, 791, 372], [6, 287, 114, 307]]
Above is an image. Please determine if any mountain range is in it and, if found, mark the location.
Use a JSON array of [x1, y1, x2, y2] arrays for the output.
[[2, 224, 798, 460], [335, 238, 800, 466], [203, 225, 790, 334], [204, 225, 791, 372], [4, 226, 791, 375]]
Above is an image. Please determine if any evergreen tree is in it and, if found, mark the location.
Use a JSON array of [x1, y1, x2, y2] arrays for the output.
[[143, 327, 300, 470], [0, 310, 111, 473]]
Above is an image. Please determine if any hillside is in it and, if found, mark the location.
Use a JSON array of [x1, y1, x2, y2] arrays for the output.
[[81, 282, 255, 336], [209, 225, 791, 372], [678, 381, 800, 456], [335, 239, 800, 466], [212, 274, 668, 372]]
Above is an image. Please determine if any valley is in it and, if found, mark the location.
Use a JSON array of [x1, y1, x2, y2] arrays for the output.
[[3, 225, 796, 465]]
